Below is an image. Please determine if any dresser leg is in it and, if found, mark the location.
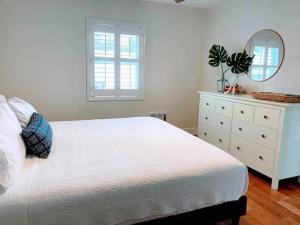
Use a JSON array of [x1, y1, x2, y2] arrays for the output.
[[271, 178, 279, 190]]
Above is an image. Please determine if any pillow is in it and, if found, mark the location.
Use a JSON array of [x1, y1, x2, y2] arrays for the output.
[[0, 95, 6, 102], [0, 101, 26, 193], [21, 113, 53, 159], [8, 97, 37, 128]]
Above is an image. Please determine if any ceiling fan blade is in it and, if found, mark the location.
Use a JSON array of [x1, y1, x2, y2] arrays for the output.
[[174, 0, 185, 3]]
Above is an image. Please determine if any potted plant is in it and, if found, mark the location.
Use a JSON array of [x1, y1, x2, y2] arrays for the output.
[[208, 44, 254, 93]]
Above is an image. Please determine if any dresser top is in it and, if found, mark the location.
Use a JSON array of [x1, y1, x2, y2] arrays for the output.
[[198, 91, 300, 108]]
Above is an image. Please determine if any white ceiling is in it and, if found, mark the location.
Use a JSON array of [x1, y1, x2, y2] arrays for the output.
[[142, 0, 227, 9]]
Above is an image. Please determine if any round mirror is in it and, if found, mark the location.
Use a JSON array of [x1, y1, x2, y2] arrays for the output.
[[245, 29, 284, 82]]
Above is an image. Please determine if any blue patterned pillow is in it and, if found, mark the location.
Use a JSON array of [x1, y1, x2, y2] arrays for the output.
[[21, 113, 53, 158]]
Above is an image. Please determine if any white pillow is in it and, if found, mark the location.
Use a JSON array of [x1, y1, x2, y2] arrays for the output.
[[0, 101, 26, 193], [0, 95, 6, 102], [8, 97, 37, 128]]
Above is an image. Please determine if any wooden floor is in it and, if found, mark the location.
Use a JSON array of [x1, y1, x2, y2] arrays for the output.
[[217, 170, 300, 225]]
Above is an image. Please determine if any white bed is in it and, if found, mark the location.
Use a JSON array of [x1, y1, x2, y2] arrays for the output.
[[0, 117, 248, 225]]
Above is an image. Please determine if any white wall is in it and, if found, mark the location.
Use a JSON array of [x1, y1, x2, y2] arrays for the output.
[[0, 0, 205, 130], [201, 0, 300, 94]]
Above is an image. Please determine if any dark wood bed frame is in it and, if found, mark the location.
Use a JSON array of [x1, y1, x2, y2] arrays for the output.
[[137, 196, 247, 225]]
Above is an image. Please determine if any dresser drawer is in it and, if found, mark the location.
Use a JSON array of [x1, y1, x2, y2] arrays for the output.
[[199, 125, 230, 152], [200, 111, 215, 128], [233, 103, 254, 123], [229, 136, 248, 164], [201, 111, 232, 132], [201, 96, 216, 112], [213, 114, 232, 132], [230, 135, 275, 177], [199, 125, 215, 144], [215, 100, 233, 117], [254, 107, 281, 129], [212, 131, 230, 151], [232, 120, 278, 149]]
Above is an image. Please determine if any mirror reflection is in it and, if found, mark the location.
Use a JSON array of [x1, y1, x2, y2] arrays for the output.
[[245, 29, 284, 82]]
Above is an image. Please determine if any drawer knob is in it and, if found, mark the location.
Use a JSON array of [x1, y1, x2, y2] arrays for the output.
[[220, 121, 224, 125], [219, 139, 223, 143], [206, 103, 209, 106], [239, 127, 243, 131], [259, 156, 264, 160], [240, 110, 244, 114], [261, 134, 266, 139], [221, 106, 225, 110], [205, 117, 208, 120], [264, 115, 268, 119], [204, 132, 207, 136], [237, 146, 241, 151]]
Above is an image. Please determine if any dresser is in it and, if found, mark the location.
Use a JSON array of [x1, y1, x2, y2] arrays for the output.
[[198, 91, 300, 190]]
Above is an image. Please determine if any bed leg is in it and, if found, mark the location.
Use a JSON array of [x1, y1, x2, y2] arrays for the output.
[[231, 216, 240, 225]]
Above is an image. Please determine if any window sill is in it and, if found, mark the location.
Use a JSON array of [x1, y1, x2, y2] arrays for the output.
[[87, 96, 144, 102]]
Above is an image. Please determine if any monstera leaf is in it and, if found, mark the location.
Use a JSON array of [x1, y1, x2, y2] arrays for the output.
[[208, 45, 228, 67], [227, 50, 254, 74]]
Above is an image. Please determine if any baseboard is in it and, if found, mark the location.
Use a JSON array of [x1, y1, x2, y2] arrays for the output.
[[183, 128, 198, 136]]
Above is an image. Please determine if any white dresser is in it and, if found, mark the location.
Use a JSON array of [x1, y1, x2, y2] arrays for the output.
[[198, 91, 300, 190]]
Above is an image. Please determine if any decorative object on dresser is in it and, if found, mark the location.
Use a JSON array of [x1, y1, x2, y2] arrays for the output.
[[244, 29, 285, 82], [198, 91, 300, 190], [224, 84, 247, 95], [208, 45, 254, 93], [252, 92, 300, 103]]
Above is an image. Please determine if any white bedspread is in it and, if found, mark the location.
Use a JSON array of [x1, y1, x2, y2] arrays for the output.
[[0, 117, 248, 225]]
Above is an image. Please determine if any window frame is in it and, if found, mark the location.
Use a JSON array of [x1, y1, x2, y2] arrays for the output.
[[86, 18, 145, 101]]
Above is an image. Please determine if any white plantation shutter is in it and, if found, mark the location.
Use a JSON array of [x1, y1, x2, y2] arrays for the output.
[[120, 34, 140, 90], [94, 60, 115, 90], [120, 62, 139, 89], [86, 18, 145, 101], [250, 38, 281, 80]]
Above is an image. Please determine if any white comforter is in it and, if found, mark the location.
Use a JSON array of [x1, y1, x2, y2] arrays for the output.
[[0, 117, 248, 225]]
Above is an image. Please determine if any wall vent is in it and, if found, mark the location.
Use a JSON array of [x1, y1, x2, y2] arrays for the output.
[[148, 112, 167, 121]]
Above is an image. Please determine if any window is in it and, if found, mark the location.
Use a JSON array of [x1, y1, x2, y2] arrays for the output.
[[250, 39, 281, 81], [86, 18, 145, 101]]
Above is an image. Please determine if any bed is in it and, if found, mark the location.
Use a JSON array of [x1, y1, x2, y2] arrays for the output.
[[0, 117, 248, 225]]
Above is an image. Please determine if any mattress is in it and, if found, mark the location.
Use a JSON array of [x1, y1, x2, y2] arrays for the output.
[[0, 117, 248, 225]]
